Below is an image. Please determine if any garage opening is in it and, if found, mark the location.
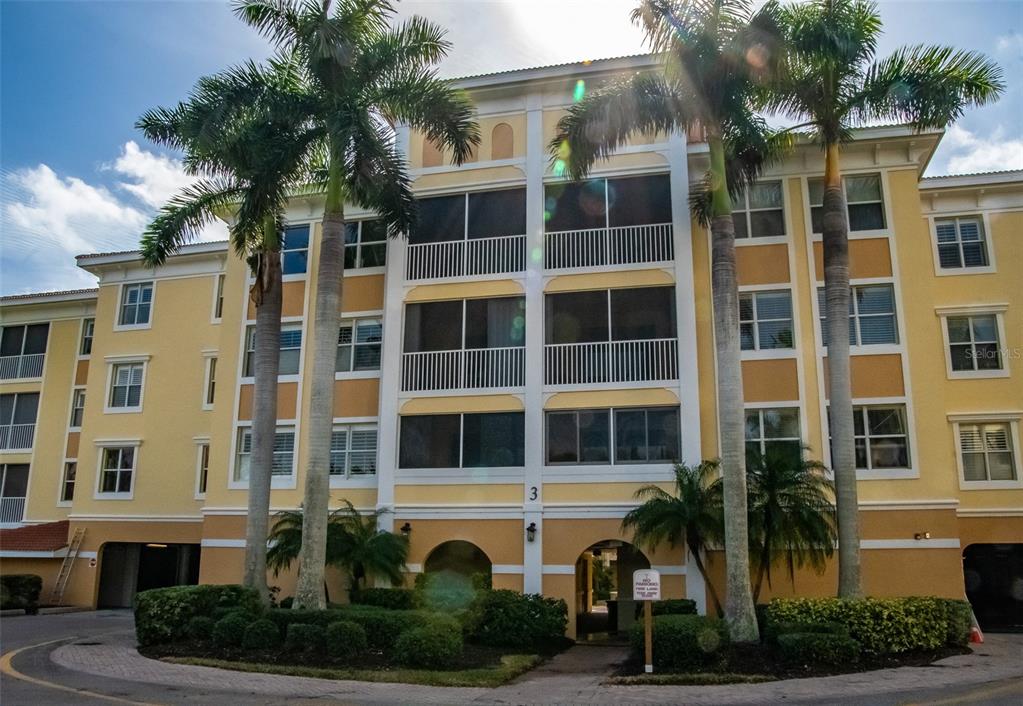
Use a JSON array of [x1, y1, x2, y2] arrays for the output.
[[575, 539, 650, 641], [963, 543, 1023, 632], [97, 542, 200, 608]]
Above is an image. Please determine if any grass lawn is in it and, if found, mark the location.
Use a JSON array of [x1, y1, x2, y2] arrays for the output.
[[160, 653, 541, 687]]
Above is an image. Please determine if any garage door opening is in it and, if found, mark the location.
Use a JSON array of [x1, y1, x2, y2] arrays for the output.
[[98, 542, 200, 608], [963, 543, 1023, 632]]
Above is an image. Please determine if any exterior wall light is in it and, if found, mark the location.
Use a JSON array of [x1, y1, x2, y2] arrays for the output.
[[526, 522, 537, 542], [914, 532, 931, 540], [400, 522, 412, 537]]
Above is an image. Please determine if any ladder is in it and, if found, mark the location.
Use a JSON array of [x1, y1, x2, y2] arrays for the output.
[[49, 527, 86, 605]]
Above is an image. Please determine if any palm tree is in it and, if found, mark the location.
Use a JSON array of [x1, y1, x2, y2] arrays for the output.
[[622, 461, 725, 617], [267, 499, 409, 600], [766, 0, 1004, 597], [551, 0, 784, 641], [138, 58, 321, 601], [234, 0, 479, 610], [745, 447, 836, 603]]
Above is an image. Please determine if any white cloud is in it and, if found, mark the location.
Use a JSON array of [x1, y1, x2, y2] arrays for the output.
[[995, 33, 1023, 55], [110, 141, 196, 209], [934, 124, 1023, 175]]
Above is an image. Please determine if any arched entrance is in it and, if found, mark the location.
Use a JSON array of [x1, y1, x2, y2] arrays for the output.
[[963, 543, 1023, 631], [419, 540, 493, 610], [423, 540, 492, 578], [575, 540, 650, 640]]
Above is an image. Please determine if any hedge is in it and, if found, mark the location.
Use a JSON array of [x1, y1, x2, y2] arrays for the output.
[[467, 590, 568, 649], [0, 574, 42, 614], [778, 632, 862, 666], [186, 616, 215, 641], [135, 585, 261, 646], [763, 620, 849, 646], [212, 613, 249, 648], [267, 605, 434, 649], [629, 614, 729, 671], [652, 599, 698, 617], [285, 623, 326, 653], [765, 597, 973, 654], [393, 619, 463, 669], [325, 620, 368, 660], [351, 588, 419, 611], [242, 619, 282, 650]]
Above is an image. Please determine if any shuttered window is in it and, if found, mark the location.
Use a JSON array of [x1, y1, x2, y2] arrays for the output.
[[935, 217, 989, 269], [740, 291, 794, 350], [330, 425, 378, 477], [960, 423, 1016, 482], [818, 284, 898, 346], [109, 363, 144, 409], [235, 427, 295, 481]]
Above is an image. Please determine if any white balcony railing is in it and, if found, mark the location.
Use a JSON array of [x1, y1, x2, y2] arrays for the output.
[[0, 497, 25, 524], [545, 338, 679, 386], [0, 354, 45, 380], [406, 234, 526, 280], [402, 346, 525, 392], [0, 424, 35, 451], [544, 223, 674, 270]]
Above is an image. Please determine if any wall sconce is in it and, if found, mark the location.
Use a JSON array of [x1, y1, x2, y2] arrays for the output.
[[526, 522, 537, 543], [914, 531, 931, 540], [400, 522, 412, 537]]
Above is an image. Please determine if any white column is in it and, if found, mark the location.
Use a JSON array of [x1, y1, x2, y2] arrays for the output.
[[522, 93, 545, 594], [685, 549, 708, 615]]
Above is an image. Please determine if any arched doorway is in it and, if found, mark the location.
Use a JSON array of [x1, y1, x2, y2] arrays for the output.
[[423, 540, 492, 577], [575, 540, 650, 640], [963, 543, 1023, 631], [419, 540, 493, 610]]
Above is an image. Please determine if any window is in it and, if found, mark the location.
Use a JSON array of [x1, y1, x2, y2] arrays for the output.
[[235, 427, 295, 481], [818, 284, 898, 346], [0, 393, 39, 450], [70, 388, 86, 428], [337, 319, 382, 372], [947, 315, 1003, 373], [0, 323, 49, 379], [345, 220, 387, 269], [282, 225, 310, 275], [244, 323, 302, 377], [204, 357, 217, 407], [544, 174, 671, 232], [213, 274, 226, 320], [809, 174, 885, 233], [61, 461, 76, 503], [546, 410, 610, 464], [959, 422, 1017, 482], [935, 216, 989, 270], [733, 181, 785, 239], [411, 189, 527, 244], [832, 406, 910, 471], [98, 446, 135, 496], [745, 408, 801, 463], [398, 413, 525, 469], [0, 465, 29, 517], [740, 291, 794, 350], [80, 318, 95, 355], [196, 443, 210, 496], [614, 407, 681, 463], [330, 425, 378, 477], [404, 298, 526, 352], [545, 407, 681, 465], [118, 282, 153, 327], [545, 287, 676, 344], [108, 362, 144, 410]]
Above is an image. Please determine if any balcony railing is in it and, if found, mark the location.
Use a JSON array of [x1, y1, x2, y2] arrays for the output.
[[0, 354, 45, 380], [0, 424, 35, 451], [401, 346, 525, 392], [0, 497, 25, 524], [544, 223, 674, 270], [545, 338, 679, 386], [406, 234, 527, 280]]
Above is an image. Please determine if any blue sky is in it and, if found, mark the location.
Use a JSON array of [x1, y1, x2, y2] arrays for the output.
[[2, 0, 1021, 295]]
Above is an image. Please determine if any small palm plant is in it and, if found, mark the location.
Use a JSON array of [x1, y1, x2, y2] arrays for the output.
[[622, 461, 726, 616]]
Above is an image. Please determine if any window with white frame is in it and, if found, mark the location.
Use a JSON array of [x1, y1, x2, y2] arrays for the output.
[[213, 274, 226, 320], [330, 425, 378, 477], [60, 461, 76, 502], [98, 446, 136, 495], [69, 388, 86, 428], [344, 220, 387, 269], [197, 443, 210, 495], [732, 181, 785, 239], [244, 323, 302, 376], [337, 319, 382, 372], [399, 412, 525, 469], [809, 174, 886, 233], [946, 314, 1003, 373], [118, 282, 153, 327], [204, 357, 217, 407], [935, 216, 990, 270], [745, 408, 801, 462], [0, 323, 49, 379], [818, 284, 898, 346], [282, 225, 309, 275], [80, 318, 95, 355], [740, 291, 794, 350], [830, 405, 911, 471], [544, 407, 681, 465], [235, 426, 295, 481], [958, 422, 1017, 482], [108, 362, 144, 409]]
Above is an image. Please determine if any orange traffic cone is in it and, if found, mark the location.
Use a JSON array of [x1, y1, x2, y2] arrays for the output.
[[969, 626, 984, 644]]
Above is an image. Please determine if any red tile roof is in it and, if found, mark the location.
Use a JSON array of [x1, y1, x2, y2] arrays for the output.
[[0, 520, 69, 552]]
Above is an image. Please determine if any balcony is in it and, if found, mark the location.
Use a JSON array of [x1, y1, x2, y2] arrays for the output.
[[402, 346, 525, 392], [545, 338, 678, 386], [0, 496, 25, 523], [0, 423, 35, 451], [544, 223, 674, 270], [0, 354, 45, 380], [406, 234, 527, 281]]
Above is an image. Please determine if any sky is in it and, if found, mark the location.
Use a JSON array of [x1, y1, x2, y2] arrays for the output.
[[1, 0, 1021, 296]]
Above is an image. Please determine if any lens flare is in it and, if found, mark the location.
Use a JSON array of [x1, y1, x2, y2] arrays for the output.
[[573, 79, 586, 102], [553, 159, 566, 177]]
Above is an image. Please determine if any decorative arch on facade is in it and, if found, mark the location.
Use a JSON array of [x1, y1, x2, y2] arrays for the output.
[[423, 539, 493, 577], [491, 122, 514, 160], [422, 138, 443, 168]]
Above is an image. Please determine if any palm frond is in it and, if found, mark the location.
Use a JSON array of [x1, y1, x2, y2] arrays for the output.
[[233, 0, 303, 50], [141, 179, 243, 267]]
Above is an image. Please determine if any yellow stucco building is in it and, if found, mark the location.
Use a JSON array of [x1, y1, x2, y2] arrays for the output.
[[2, 55, 1020, 636]]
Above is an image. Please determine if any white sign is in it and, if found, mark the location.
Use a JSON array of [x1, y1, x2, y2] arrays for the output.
[[633, 569, 661, 601]]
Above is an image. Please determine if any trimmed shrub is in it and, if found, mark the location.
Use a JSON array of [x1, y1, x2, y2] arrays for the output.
[[763, 620, 849, 646], [134, 584, 261, 646], [351, 588, 418, 611], [778, 632, 862, 666], [765, 597, 973, 655], [637, 599, 698, 619], [629, 614, 730, 671], [242, 619, 281, 651], [325, 620, 368, 660], [212, 613, 249, 648], [939, 598, 973, 647], [185, 616, 215, 641], [285, 623, 326, 653], [468, 590, 568, 649], [338, 606, 432, 649], [0, 574, 42, 614], [393, 619, 463, 669]]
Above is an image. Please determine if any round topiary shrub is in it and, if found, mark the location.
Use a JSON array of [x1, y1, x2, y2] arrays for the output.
[[325, 620, 368, 660], [186, 616, 215, 641], [629, 614, 730, 671], [284, 623, 327, 653], [242, 618, 282, 651], [393, 620, 463, 669], [212, 613, 249, 648]]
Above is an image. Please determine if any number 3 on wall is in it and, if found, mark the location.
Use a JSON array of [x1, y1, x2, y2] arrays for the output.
[[528, 486, 538, 501]]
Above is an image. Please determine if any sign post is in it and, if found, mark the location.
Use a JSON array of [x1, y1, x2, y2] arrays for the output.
[[633, 569, 661, 674]]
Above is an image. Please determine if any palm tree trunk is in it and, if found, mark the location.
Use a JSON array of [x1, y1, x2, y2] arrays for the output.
[[752, 537, 771, 605], [821, 142, 863, 598], [244, 220, 283, 603], [707, 134, 759, 642], [688, 540, 724, 617], [294, 158, 346, 609]]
